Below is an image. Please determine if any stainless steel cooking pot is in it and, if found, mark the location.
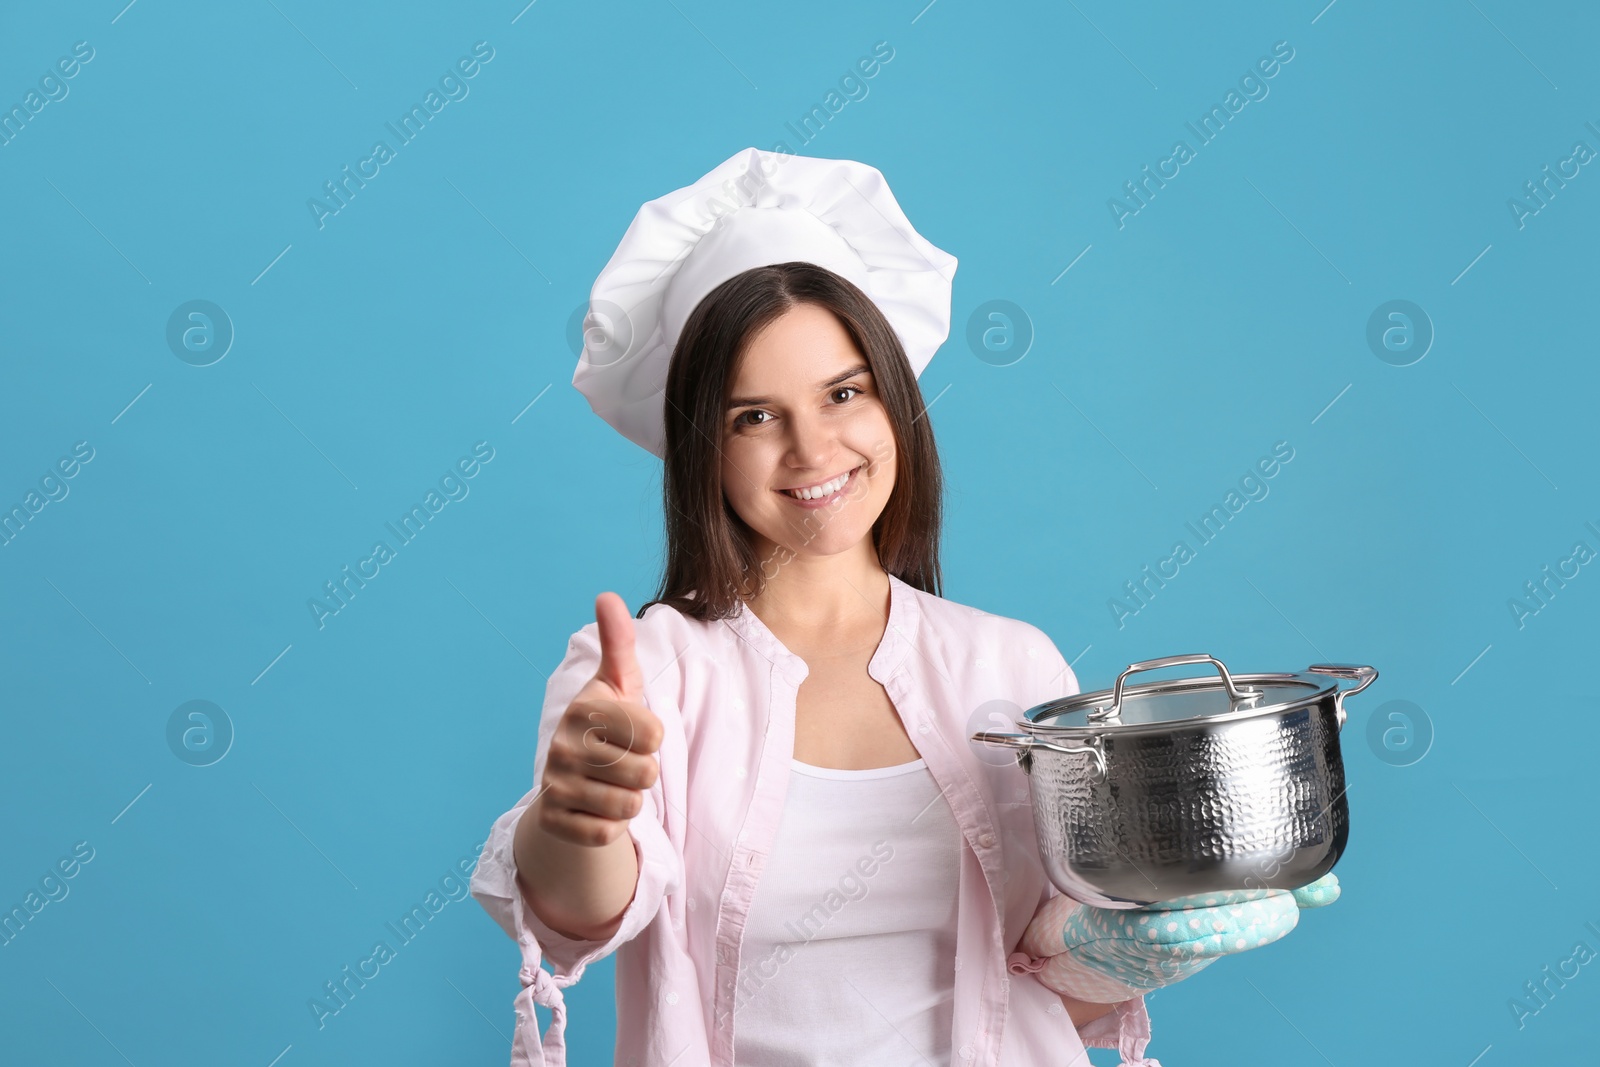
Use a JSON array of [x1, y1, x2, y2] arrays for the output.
[[971, 653, 1377, 910]]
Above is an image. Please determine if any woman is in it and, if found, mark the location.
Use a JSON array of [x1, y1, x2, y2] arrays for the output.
[[469, 149, 1332, 1067]]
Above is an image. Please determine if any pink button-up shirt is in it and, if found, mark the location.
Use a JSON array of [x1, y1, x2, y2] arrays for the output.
[[469, 573, 1157, 1066]]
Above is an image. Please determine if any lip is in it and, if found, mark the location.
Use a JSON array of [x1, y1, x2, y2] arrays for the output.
[[777, 464, 863, 508]]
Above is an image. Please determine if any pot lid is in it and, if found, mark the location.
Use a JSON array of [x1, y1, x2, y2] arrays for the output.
[[1023, 654, 1370, 734]]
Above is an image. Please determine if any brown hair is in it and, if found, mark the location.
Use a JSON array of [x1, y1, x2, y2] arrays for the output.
[[636, 262, 943, 621]]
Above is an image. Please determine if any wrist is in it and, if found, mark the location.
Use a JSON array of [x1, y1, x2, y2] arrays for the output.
[[514, 796, 640, 940]]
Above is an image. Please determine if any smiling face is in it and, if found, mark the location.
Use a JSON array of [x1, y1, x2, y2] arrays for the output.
[[719, 302, 898, 568]]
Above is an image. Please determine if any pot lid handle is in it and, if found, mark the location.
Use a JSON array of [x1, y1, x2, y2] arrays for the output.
[[1090, 653, 1258, 724]]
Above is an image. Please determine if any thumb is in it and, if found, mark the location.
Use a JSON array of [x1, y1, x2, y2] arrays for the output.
[[593, 592, 644, 701], [1290, 872, 1341, 910]]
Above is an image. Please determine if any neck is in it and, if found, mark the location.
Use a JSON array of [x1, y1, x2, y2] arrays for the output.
[[743, 537, 890, 637]]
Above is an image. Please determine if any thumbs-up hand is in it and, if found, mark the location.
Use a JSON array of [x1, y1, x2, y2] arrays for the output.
[[533, 593, 665, 848]]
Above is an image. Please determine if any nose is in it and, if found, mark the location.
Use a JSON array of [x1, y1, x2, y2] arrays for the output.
[[784, 407, 836, 472]]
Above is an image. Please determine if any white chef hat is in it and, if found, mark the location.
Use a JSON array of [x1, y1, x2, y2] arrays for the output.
[[573, 146, 958, 458]]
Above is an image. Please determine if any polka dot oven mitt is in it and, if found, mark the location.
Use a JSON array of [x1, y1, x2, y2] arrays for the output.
[[1006, 873, 1341, 1004]]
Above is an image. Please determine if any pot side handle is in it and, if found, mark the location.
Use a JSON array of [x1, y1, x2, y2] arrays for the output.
[[1307, 663, 1378, 730], [969, 730, 1108, 777]]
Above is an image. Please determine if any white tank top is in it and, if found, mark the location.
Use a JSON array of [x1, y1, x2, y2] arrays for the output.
[[732, 757, 962, 1065]]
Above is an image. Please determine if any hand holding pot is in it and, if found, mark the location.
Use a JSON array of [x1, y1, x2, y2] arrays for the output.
[[1006, 873, 1341, 1003]]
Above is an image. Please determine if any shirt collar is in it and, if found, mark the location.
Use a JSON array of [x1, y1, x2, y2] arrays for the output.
[[722, 571, 922, 687]]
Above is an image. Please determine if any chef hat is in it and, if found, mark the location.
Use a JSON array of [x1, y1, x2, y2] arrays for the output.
[[573, 146, 958, 458]]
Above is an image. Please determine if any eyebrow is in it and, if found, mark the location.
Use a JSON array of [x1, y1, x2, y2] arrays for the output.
[[727, 363, 871, 410]]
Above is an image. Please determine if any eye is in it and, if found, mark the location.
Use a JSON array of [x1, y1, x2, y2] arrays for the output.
[[731, 385, 863, 430]]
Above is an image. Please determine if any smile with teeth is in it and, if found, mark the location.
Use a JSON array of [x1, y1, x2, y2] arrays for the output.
[[781, 464, 863, 500]]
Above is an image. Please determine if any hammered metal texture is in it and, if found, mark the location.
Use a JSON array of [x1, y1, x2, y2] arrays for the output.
[[1026, 701, 1348, 908]]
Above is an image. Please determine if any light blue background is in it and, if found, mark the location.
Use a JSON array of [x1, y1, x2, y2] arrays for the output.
[[2, 0, 1596, 1064]]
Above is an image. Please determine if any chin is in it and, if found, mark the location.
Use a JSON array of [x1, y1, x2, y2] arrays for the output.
[[787, 536, 859, 559], [780, 517, 877, 556]]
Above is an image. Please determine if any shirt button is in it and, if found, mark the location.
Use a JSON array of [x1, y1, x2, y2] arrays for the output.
[[959, 1045, 975, 1060], [918, 722, 930, 734], [978, 832, 996, 849]]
